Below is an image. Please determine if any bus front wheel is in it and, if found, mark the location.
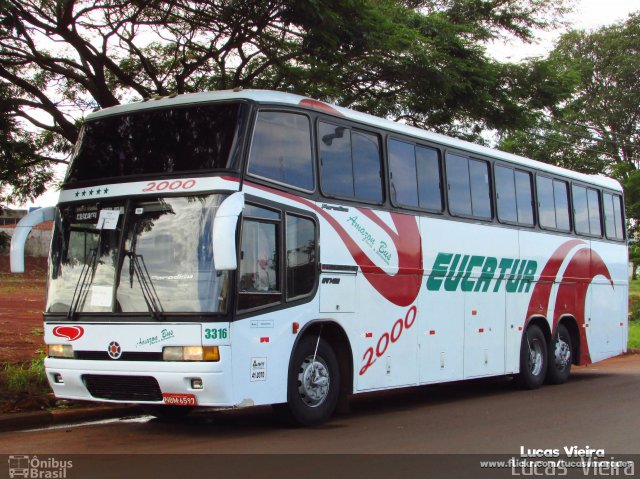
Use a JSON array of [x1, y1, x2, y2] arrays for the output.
[[516, 324, 547, 389], [280, 335, 340, 427]]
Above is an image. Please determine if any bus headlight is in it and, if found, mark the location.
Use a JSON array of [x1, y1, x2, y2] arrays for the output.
[[47, 344, 74, 359], [162, 346, 220, 362]]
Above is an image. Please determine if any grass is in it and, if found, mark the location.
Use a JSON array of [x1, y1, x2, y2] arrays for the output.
[[629, 278, 640, 350], [0, 350, 54, 412], [629, 321, 640, 350]]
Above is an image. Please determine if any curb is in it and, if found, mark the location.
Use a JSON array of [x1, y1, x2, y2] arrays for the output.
[[0, 405, 143, 432]]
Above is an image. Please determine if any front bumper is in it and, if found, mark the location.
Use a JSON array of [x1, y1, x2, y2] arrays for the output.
[[45, 346, 234, 407]]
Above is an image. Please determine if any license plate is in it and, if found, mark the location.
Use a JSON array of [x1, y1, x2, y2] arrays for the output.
[[162, 393, 198, 406]]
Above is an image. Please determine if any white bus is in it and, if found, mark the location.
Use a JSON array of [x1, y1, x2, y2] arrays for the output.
[[11, 90, 628, 426]]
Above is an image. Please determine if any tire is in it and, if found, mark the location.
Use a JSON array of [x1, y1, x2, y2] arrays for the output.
[[279, 335, 340, 427], [546, 324, 573, 385], [515, 324, 547, 389], [143, 405, 194, 421]]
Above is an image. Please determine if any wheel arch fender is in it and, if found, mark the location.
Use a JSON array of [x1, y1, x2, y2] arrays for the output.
[[289, 319, 354, 397], [556, 315, 581, 366], [525, 315, 552, 343]]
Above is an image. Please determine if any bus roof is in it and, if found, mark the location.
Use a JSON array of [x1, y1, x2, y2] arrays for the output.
[[87, 89, 622, 192]]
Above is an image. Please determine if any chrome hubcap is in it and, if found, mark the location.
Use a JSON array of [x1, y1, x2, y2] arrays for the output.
[[528, 338, 544, 376], [554, 337, 571, 370], [298, 355, 330, 407]]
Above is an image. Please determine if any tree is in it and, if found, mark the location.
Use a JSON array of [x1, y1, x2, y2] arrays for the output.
[[0, 0, 569, 205], [498, 13, 640, 226]]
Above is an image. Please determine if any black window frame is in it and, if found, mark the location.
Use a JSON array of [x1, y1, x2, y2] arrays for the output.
[[603, 191, 626, 241], [236, 199, 319, 317], [246, 108, 317, 194], [494, 163, 535, 228], [571, 183, 603, 238], [535, 174, 571, 233], [387, 136, 444, 213], [444, 151, 493, 221], [317, 117, 385, 206]]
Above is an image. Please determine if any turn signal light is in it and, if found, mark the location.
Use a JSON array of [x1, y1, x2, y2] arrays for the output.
[[162, 346, 220, 361]]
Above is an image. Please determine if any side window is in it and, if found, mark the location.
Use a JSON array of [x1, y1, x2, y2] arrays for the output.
[[352, 131, 383, 202], [572, 185, 590, 234], [286, 215, 317, 300], [587, 188, 602, 236], [446, 153, 471, 216], [388, 139, 419, 207], [388, 138, 442, 211], [604, 192, 625, 240], [573, 185, 601, 236], [495, 165, 517, 223], [515, 170, 534, 225], [238, 206, 281, 311], [537, 176, 555, 228], [319, 121, 382, 202], [416, 146, 443, 211], [553, 180, 570, 231], [446, 153, 491, 219], [248, 111, 314, 191], [537, 176, 570, 231]]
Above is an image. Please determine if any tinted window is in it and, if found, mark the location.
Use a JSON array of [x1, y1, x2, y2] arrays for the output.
[[248, 111, 314, 190], [587, 188, 602, 236], [67, 103, 246, 183], [319, 121, 383, 202], [469, 159, 491, 218], [604, 193, 624, 240], [319, 122, 353, 197], [515, 170, 534, 225], [238, 206, 281, 310], [496, 165, 517, 223], [537, 176, 556, 228], [553, 180, 570, 231], [446, 153, 472, 216], [352, 131, 383, 202], [286, 215, 317, 299], [416, 146, 443, 211], [572, 185, 590, 234], [389, 139, 419, 207]]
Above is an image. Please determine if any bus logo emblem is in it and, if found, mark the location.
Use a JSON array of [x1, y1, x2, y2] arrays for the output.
[[107, 341, 122, 359]]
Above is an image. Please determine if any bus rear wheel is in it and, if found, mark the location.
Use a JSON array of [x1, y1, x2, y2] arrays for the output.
[[279, 335, 340, 427], [546, 324, 572, 385], [516, 324, 547, 389]]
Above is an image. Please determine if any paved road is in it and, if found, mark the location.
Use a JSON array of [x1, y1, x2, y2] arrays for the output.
[[0, 354, 638, 456]]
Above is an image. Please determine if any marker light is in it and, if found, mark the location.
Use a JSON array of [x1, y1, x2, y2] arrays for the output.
[[47, 344, 74, 359], [162, 346, 220, 362]]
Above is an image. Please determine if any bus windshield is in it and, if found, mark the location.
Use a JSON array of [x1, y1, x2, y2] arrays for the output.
[[47, 194, 230, 317], [65, 102, 248, 184]]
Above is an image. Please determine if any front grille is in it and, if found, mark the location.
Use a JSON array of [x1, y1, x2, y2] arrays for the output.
[[75, 351, 164, 361], [82, 374, 162, 401]]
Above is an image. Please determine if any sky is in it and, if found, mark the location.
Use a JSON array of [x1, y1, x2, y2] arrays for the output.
[[16, 0, 640, 210]]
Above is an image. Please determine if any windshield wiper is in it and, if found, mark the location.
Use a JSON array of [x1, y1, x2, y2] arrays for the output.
[[126, 231, 164, 320], [67, 236, 101, 319]]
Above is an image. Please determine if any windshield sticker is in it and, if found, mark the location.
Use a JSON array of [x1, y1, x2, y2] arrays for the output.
[[136, 328, 175, 348], [135, 208, 143, 215], [90, 285, 113, 307], [97, 209, 120, 230]]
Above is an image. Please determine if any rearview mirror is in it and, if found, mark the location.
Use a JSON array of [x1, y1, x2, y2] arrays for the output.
[[212, 192, 244, 270]]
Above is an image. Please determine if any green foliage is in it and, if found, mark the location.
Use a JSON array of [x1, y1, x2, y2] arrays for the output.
[[629, 321, 640, 350], [0, 230, 9, 251], [0, 0, 570, 203], [499, 13, 640, 225], [3, 351, 48, 394]]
